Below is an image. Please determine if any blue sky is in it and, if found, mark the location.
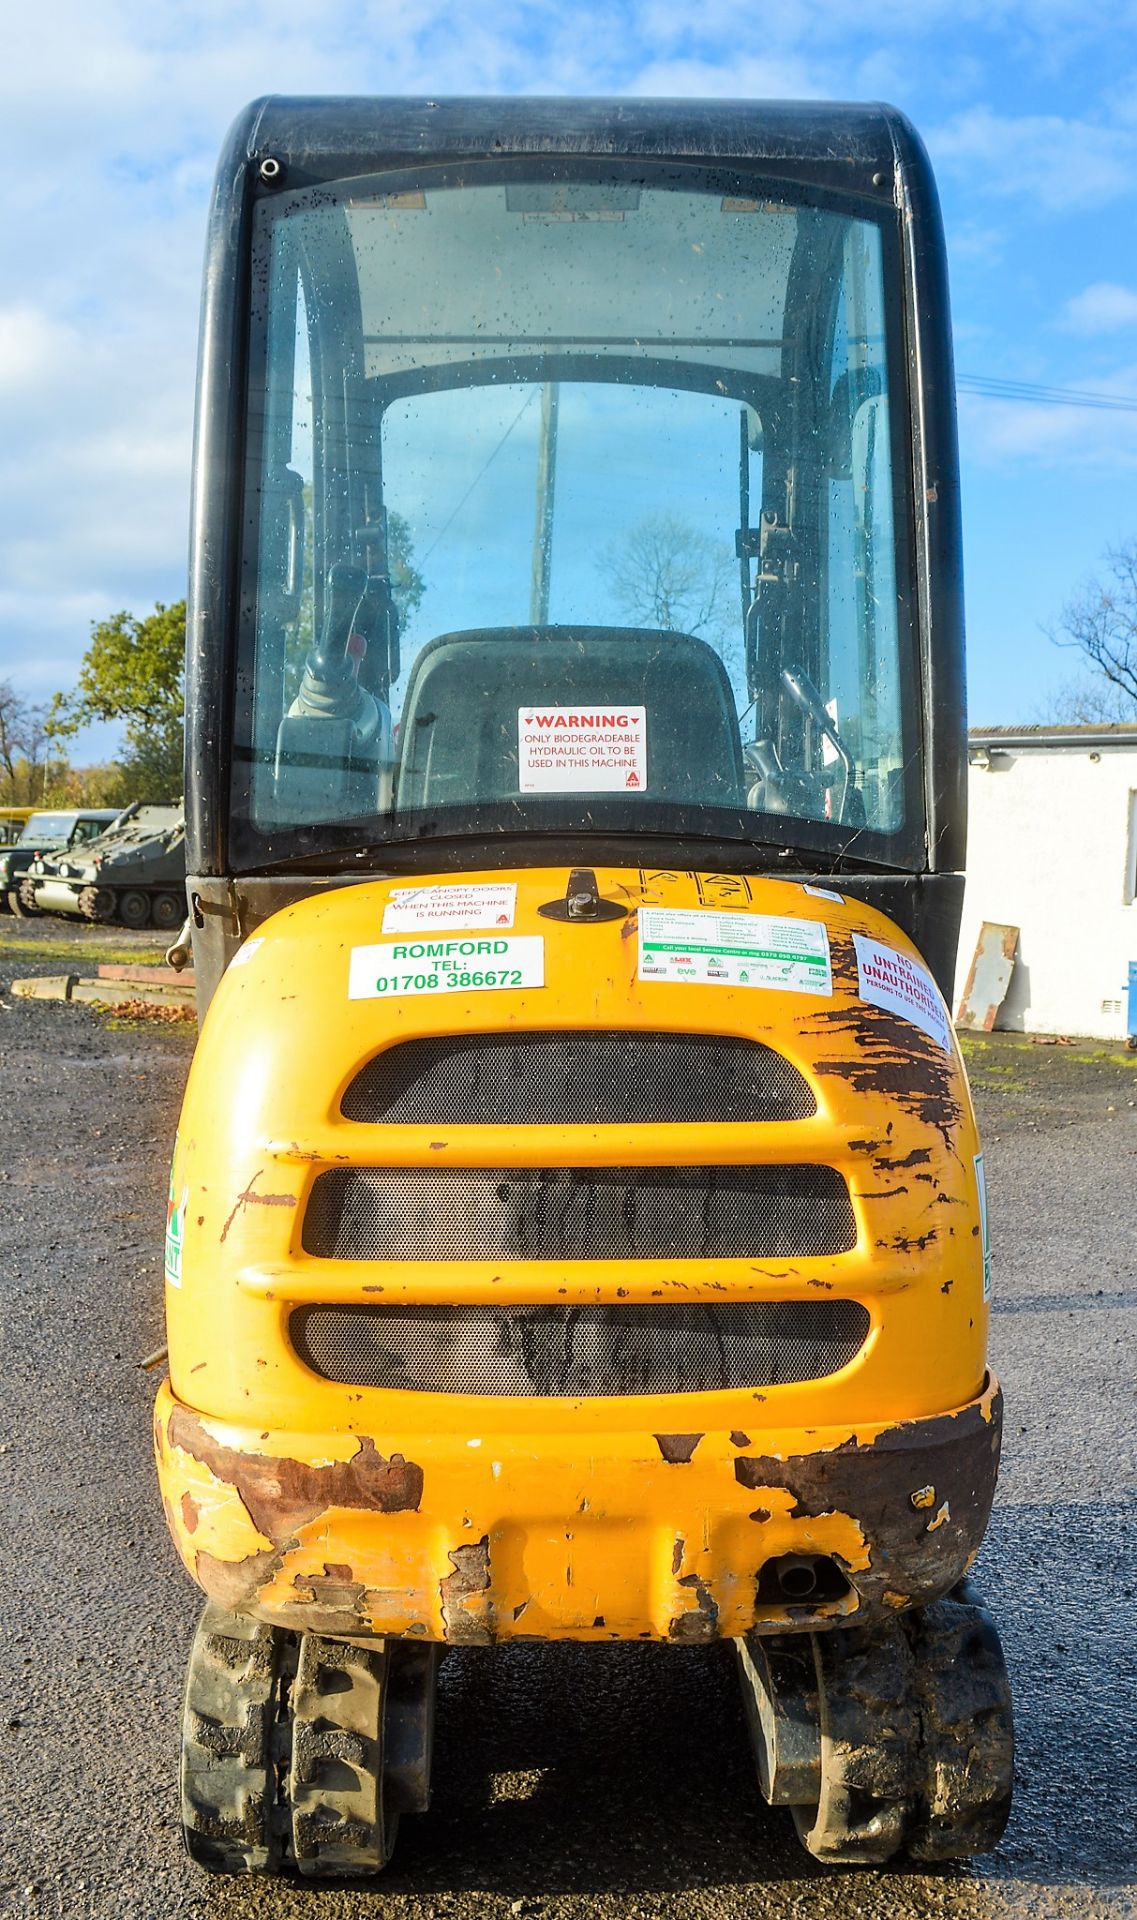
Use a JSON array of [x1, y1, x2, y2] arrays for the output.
[[2, 0, 1136, 757]]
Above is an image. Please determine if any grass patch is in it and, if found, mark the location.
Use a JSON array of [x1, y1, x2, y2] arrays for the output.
[[0, 934, 166, 968], [90, 996, 197, 1035]]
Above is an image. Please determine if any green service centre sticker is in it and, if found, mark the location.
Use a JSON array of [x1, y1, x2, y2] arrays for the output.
[[637, 906, 831, 995], [349, 935, 544, 999]]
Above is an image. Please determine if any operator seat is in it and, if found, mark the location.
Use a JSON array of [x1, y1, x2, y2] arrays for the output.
[[395, 626, 745, 811]]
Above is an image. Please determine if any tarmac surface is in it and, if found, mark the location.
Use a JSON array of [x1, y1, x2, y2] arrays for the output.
[[1, 916, 1135, 1920]]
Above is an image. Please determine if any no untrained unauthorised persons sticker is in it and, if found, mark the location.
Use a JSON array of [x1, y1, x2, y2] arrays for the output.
[[349, 935, 544, 1000], [853, 933, 951, 1051], [637, 907, 832, 995]]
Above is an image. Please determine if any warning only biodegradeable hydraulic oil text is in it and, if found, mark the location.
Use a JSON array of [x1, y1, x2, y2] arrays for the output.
[[518, 705, 647, 792]]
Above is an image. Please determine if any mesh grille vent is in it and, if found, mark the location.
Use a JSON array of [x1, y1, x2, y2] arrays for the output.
[[290, 1300, 871, 1396], [302, 1164, 855, 1262], [341, 1031, 815, 1126]]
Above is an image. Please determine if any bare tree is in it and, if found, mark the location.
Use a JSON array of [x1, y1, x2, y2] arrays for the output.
[[1039, 676, 1137, 725], [599, 513, 736, 642], [1051, 540, 1137, 716], [0, 678, 50, 802]]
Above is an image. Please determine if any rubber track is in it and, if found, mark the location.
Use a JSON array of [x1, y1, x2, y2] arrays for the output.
[[784, 1587, 1013, 1865], [904, 1588, 1014, 1860], [180, 1603, 286, 1874], [289, 1635, 395, 1877], [793, 1620, 920, 1864]]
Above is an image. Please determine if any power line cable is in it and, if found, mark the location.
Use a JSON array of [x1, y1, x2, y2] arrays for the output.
[[958, 373, 1137, 415], [420, 390, 537, 563]]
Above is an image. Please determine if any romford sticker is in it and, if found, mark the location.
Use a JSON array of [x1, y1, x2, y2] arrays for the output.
[[638, 907, 831, 995], [349, 935, 544, 999], [381, 883, 516, 933], [518, 704, 647, 792], [853, 933, 952, 1051]]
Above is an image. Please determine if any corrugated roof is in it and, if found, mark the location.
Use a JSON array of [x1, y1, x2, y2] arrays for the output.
[[970, 723, 1137, 749]]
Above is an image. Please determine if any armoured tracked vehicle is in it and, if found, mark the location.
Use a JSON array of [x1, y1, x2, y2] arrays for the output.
[[155, 97, 1014, 1878], [25, 802, 186, 929], [1, 808, 119, 914]]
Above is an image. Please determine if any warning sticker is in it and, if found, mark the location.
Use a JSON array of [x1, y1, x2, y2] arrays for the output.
[[853, 934, 952, 1052], [349, 935, 544, 1000], [518, 705, 647, 792], [381, 882, 516, 933], [974, 1153, 991, 1300], [638, 907, 831, 995]]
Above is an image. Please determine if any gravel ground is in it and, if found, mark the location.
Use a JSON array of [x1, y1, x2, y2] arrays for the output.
[[1, 918, 1135, 1920]]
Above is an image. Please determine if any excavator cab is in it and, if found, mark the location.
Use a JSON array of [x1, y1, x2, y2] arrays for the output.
[[157, 97, 1012, 1877]]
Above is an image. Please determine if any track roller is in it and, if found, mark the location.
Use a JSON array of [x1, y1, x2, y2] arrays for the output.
[[180, 1602, 439, 1877], [735, 1582, 1013, 1865]]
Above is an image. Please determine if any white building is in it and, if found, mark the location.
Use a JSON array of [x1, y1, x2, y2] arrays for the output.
[[954, 725, 1137, 1041]]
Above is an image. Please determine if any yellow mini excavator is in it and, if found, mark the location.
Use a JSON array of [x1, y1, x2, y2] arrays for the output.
[[155, 96, 1013, 1876]]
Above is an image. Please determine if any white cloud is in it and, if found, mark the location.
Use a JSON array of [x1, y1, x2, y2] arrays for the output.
[[0, 309, 80, 390], [1, 0, 1136, 726], [959, 370, 1137, 471], [931, 106, 1137, 212], [629, 54, 823, 100], [1061, 282, 1137, 333]]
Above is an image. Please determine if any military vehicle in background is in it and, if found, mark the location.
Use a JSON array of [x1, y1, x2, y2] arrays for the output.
[[1, 808, 121, 914], [0, 808, 36, 847], [21, 803, 186, 930]]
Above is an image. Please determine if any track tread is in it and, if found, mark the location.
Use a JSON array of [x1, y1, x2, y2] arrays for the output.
[[179, 1603, 286, 1874], [792, 1621, 920, 1865], [747, 1583, 1013, 1867], [904, 1590, 1015, 1861], [289, 1635, 396, 1878]]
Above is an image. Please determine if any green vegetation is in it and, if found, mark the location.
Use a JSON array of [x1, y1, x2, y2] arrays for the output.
[[2, 512, 426, 812], [48, 600, 186, 803], [0, 930, 167, 968]]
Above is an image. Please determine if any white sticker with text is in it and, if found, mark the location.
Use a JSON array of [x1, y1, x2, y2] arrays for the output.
[[518, 704, 647, 792], [803, 883, 844, 904], [349, 935, 544, 1000], [853, 934, 952, 1052], [974, 1153, 991, 1300], [381, 882, 516, 933], [638, 907, 831, 995], [229, 936, 264, 969]]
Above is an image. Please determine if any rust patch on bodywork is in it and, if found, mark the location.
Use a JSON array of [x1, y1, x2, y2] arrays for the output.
[[441, 1535, 493, 1644], [195, 1544, 283, 1611], [167, 1406, 423, 1541], [655, 1432, 703, 1464], [733, 1384, 1002, 1610], [219, 1169, 297, 1243], [670, 1571, 720, 1642], [809, 941, 962, 1145], [284, 1562, 376, 1637]]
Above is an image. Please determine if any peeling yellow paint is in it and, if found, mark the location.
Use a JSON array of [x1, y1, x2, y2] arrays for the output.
[[155, 865, 997, 1644]]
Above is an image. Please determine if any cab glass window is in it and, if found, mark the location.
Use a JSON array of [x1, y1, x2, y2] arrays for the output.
[[232, 169, 920, 868]]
